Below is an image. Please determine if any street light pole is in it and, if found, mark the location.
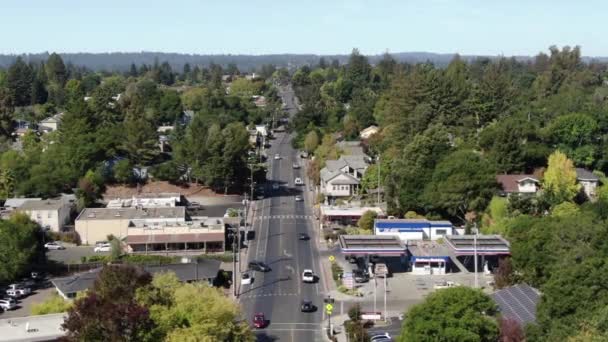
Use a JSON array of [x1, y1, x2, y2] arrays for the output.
[[232, 226, 238, 298], [384, 276, 388, 323], [473, 224, 478, 289]]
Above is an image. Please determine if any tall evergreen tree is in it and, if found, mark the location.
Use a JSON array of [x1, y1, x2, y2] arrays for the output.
[[45, 53, 67, 87], [6, 57, 34, 106]]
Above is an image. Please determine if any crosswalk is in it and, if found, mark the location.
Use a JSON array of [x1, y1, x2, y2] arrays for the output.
[[255, 215, 313, 220]]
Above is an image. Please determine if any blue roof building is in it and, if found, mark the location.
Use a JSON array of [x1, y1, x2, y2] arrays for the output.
[[374, 219, 453, 243]]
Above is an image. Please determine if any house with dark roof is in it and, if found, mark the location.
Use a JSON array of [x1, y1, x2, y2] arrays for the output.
[[496, 174, 540, 196], [52, 260, 222, 300], [491, 283, 541, 326], [575, 168, 600, 199]]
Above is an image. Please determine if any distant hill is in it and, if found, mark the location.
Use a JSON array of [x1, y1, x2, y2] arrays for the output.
[[0, 51, 606, 72]]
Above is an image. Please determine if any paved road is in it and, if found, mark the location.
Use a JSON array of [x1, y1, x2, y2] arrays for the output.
[[240, 86, 325, 341]]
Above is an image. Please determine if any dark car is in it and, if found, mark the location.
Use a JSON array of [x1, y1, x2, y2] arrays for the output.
[[249, 261, 271, 272], [301, 301, 315, 313], [353, 269, 369, 283], [298, 233, 309, 241]]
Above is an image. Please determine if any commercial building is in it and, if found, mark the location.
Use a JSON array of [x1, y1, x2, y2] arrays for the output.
[[17, 198, 72, 232], [407, 240, 451, 275], [374, 218, 453, 243], [106, 193, 181, 208], [320, 205, 385, 227]]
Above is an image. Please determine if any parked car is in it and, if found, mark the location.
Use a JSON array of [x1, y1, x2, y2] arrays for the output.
[[301, 300, 315, 312], [248, 261, 271, 272], [0, 298, 17, 311], [370, 333, 392, 342], [187, 201, 201, 209], [295, 195, 303, 202], [19, 279, 36, 289], [44, 241, 65, 250], [94, 243, 112, 252], [30, 272, 44, 280], [274, 154, 281, 160], [272, 183, 280, 190], [6, 284, 31, 298], [294, 177, 303, 185], [353, 269, 369, 283], [292, 163, 300, 169], [241, 272, 253, 285], [298, 233, 309, 241], [253, 312, 267, 328], [302, 269, 315, 283]]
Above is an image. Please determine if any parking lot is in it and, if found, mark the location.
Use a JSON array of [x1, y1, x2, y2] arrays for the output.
[[1, 284, 56, 319], [46, 245, 108, 264]]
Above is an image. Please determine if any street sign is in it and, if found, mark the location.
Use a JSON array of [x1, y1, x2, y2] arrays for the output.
[[329, 255, 335, 262], [325, 303, 334, 312]]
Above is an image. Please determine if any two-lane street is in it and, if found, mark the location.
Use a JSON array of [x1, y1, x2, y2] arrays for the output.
[[240, 86, 325, 341]]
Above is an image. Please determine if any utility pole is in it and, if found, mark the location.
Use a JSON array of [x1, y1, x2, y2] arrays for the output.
[[232, 225, 238, 298], [384, 276, 388, 323], [374, 277, 377, 313], [473, 224, 478, 289], [377, 155, 381, 206]]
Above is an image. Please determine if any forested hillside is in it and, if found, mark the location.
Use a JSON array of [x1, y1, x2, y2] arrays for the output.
[[291, 46, 608, 340]]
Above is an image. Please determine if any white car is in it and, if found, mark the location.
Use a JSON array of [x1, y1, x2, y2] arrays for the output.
[[295, 195, 303, 202], [294, 178, 303, 185], [274, 154, 281, 160], [241, 272, 253, 285], [0, 298, 17, 311], [370, 333, 392, 342], [94, 243, 112, 252], [6, 284, 31, 298], [44, 241, 65, 250], [302, 269, 315, 283], [292, 163, 300, 169]]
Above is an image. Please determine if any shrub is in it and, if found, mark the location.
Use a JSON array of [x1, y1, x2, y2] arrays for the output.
[[331, 262, 343, 282], [31, 293, 72, 315]]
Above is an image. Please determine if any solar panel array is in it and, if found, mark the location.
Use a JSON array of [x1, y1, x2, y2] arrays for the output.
[[446, 236, 510, 250], [491, 284, 540, 325], [340, 235, 403, 249]]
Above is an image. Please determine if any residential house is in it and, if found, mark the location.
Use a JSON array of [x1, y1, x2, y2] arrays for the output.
[[374, 218, 453, 243], [576, 168, 600, 199], [496, 174, 540, 196], [17, 199, 72, 232], [3, 197, 42, 211], [252, 95, 267, 107], [320, 155, 369, 201], [38, 113, 63, 133], [157, 125, 174, 153], [52, 260, 222, 300], [359, 125, 379, 140]]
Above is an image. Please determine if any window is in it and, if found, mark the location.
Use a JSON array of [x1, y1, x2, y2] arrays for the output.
[[333, 186, 337, 190], [436, 229, 447, 236]]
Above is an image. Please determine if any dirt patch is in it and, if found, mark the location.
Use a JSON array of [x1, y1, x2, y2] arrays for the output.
[[103, 181, 221, 201]]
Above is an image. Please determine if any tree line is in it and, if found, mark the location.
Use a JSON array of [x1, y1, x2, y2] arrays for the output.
[[0, 53, 281, 204]]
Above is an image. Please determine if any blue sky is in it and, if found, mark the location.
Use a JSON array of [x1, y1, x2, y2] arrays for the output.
[[1, 0, 606, 56]]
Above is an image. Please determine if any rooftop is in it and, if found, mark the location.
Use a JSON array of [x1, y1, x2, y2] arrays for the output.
[[4, 198, 42, 209], [0, 313, 66, 342], [339, 235, 405, 255], [52, 268, 100, 296], [77, 207, 185, 221], [491, 283, 541, 325], [407, 240, 451, 257], [320, 205, 384, 217], [496, 174, 539, 193], [575, 168, 600, 181], [375, 219, 453, 229], [444, 235, 511, 255], [19, 199, 68, 211]]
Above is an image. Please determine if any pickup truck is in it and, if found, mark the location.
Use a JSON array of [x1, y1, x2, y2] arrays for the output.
[[6, 284, 31, 298]]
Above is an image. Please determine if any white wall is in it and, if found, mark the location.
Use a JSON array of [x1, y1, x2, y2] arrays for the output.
[[580, 180, 598, 197], [411, 261, 446, 275], [24, 205, 70, 232], [517, 180, 538, 193]]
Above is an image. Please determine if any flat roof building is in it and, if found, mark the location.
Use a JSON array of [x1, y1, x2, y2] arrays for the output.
[[444, 235, 511, 256], [407, 240, 451, 275], [17, 198, 72, 232], [374, 218, 453, 243], [339, 235, 405, 256], [320, 205, 385, 227], [0, 313, 66, 341]]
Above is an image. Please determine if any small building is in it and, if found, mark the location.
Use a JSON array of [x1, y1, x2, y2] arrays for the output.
[[0, 313, 66, 341], [75, 207, 186, 245], [320, 169, 360, 200], [252, 95, 267, 107], [491, 283, 541, 326], [576, 168, 600, 199], [18, 199, 72, 232], [374, 219, 453, 243], [496, 174, 539, 196], [52, 268, 99, 300], [320, 205, 385, 227], [407, 240, 451, 275], [3, 197, 42, 211], [106, 193, 181, 209], [39, 112, 64, 132], [359, 125, 379, 140]]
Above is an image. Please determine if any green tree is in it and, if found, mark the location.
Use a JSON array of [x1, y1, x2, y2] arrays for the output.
[[399, 287, 498, 342], [6, 57, 33, 106], [136, 272, 254, 342], [543, 150, 580, 205], [113, 159, 134, 184], [122, 116, 159, 166], [304, 130, 319, 153], [0, 213, 39, 283], [76, 169, 104, 210], [357, 210, 378, 232], [45, 53, 67, 86], [422, 150, 497, 220]]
